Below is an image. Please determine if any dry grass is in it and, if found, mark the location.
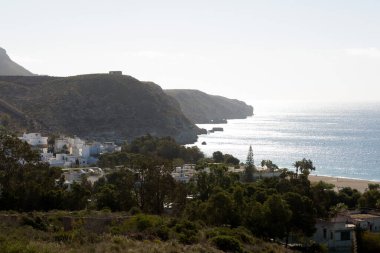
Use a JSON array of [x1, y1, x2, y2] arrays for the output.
[[0, 212, 296, 253]]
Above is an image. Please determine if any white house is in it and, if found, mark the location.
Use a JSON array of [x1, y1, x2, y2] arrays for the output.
[[171, 164, 196, 183], [19, 133, 48, 146], [312, 214, 355, 253], [349, 211, 380, 232]]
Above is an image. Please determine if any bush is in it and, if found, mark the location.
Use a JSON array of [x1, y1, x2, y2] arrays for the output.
[[21, 216, 48, 231], [129, 206, 141, 215], [211, 235, 242, 253], [154, 225, 170, 241], [357, 231, 380, 253], [174, 220, 199, 245], [206, 227, 253, 244]]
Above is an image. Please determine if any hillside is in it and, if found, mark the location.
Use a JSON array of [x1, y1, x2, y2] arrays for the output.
[[0, 47, 34, 76], [165, 89, 254, 124], [0, 74, 200, 144]]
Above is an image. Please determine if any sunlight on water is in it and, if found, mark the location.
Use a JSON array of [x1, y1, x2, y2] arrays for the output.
[[190, 101, 380, 180]]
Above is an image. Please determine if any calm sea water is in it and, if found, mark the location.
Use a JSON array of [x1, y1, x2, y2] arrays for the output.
[[190, 101, 380, 181]]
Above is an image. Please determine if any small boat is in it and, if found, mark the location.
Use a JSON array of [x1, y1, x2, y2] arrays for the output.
[[201, 141, 207, 145], [212, 127, 224, 132]]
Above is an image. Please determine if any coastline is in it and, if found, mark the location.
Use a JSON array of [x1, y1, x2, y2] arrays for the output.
[[308, 175, 380, 193]]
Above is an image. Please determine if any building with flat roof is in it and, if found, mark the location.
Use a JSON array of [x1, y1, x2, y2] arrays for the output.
[[109, 71, 122, 75]]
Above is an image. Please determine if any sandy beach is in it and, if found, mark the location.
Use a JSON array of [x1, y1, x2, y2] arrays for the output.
[[308, 175, 380, 193]]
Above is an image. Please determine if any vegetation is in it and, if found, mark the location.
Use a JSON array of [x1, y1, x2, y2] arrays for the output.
[[3, 131, 380, 252], [357, 230, 380, 253], [0, 211, 295, 253]]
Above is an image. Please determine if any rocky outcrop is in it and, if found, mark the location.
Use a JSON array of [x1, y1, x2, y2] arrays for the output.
[[0, 47, 34, 76], [165, 89, 253, 124]]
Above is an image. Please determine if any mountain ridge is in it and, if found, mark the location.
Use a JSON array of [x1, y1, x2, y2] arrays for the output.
[[0, 47, 34, 76], [0, 74, 200, 144], [165, 89, 253, 124]]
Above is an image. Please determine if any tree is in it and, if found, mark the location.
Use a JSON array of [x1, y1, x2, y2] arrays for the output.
[[293, 158, 315, 178], [283, 192, 316, 246], [243, 200, 265, 236], [243, 145, 255, 182], [223, 154, 240, 166], [263, 195, 292, 240], [261, 160, 279, 176], [0, 129, 63, 211], [205, 190, 234, 225], [212, 151, 224, 163]]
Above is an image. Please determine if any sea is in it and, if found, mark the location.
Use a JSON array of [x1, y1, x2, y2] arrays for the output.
[[190, 101, 380, 181]]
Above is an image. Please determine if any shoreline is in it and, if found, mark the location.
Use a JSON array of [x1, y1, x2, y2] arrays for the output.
[[308, 175, 380, 193]]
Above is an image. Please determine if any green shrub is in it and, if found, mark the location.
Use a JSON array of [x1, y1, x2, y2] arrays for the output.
[[54, 231, 73, 242], [136, 215, 155, 231], [129, 206, 141, 215], [210, 235, 242, 253], [357, 231, 380, 253], [206, 227, 253, 244], [154, 225, 170, 241], [174, 220, 199, 244], [21, 216, 48, 231], [178, 233, 199, 245]]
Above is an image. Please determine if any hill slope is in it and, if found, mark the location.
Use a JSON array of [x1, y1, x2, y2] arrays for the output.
[[0, 74, 200, 143], [0, 47, 34, 76], [165, 89, 253, 124]]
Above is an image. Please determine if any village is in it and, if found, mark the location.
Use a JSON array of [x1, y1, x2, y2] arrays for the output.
[[17, 132, 380, 252]]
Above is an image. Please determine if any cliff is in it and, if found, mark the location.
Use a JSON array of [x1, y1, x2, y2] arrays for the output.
[[165, 89, 253, 124], [0, 74, 200, 144], [0, 47, 34, 76]]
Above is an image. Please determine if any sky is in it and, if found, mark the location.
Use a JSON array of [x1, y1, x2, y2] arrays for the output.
[[1, 0, 380, 104]]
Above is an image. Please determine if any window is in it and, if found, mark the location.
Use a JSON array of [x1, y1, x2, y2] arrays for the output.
[[323, 228, 327, 239], [341, 231, 350, 241], [330, 231, 333, 240]]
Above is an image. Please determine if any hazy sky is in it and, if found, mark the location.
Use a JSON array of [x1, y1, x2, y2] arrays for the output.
[[1, 0, 380, 103]]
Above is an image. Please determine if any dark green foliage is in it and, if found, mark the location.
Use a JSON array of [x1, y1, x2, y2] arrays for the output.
[[0, 130, 66, 211], [210, 235, 242, 253], [21, 215, 48, 231], [174, 220, 200, 244], [293, 158, 315, 178], [337, 187, 361, 208], [263, 195, 292, 239], [311, 181, 338, 217], [98, 152, 130, 168], [121, 135, 204, 163], [243, 145, 255, 182], [359, 189, 380, 209], [224, 154, 240, 165], [283, 192, 316, 238], [212, 151, 224, 163], [357, 230, 380, 253]]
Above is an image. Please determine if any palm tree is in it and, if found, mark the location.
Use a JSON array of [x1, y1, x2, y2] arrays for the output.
[[293, 158, 315, 178], [261, 160, 279, 176]]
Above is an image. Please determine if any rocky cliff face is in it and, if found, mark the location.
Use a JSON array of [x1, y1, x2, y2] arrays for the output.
[[0, 74, 200, 144], [0, 47, 34, 76], [165, 89, 254, 124]]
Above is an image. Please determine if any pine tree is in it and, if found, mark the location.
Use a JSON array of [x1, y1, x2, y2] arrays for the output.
[[244, 145, 255, 182]]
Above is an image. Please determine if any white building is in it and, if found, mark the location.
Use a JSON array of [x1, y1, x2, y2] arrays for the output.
[[349, 212, 380, 232], [19, 133, 48, 146], [312, 214, 355, 253], [171, 164, 196, 183]]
